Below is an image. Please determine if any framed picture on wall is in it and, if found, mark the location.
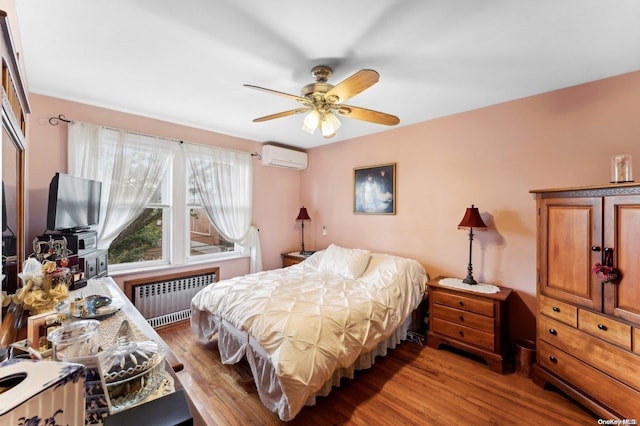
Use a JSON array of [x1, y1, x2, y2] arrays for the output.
[[354, 163, 396, 214]]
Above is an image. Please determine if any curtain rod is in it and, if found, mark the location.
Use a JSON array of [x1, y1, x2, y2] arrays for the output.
[[49, 114, 184, 144], [48, 114, 71, 125], [48, 113, 262, 158]]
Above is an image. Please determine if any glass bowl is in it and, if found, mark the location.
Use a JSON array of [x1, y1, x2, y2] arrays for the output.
[[98, 320, 166, 412], [47, 319, 100, 361]]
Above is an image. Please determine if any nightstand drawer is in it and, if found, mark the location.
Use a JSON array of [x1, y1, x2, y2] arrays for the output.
[[432, 291, 494, 317], [432, 304, 494, 333], [539, 295, 577, 327], [283, 256, 302, 267], [578, 309, 631, 350], [431, 318, 494, 350], [282, 252, 308, 267], [427, 277, 512, 373]]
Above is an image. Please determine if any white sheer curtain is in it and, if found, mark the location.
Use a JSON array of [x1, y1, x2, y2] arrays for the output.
[[184, 143, 262, 273], [68, 121, 176, 248]]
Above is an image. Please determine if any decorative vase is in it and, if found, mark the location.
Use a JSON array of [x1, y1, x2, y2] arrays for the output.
[[611, 154, 633, 183]]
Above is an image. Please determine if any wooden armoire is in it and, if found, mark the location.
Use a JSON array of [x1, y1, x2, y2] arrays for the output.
[[530, 183, 640, 419]]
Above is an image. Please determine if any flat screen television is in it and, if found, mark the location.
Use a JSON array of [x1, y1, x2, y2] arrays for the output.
[[47, 173, 102, 232]]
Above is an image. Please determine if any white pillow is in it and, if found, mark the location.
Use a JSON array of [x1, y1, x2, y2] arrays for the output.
[[318, 244, 371, 279]]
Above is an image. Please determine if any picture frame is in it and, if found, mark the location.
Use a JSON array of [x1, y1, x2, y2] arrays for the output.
[[354, 163, 396, 214], [26, 310, 57, 356]]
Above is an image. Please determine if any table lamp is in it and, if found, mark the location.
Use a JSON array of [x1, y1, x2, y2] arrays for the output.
[[296, 206, 311, 255], [457, 204, 487, 285]]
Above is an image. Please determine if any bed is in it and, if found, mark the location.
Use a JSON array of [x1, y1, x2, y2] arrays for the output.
[[190, 244, 428, 421]]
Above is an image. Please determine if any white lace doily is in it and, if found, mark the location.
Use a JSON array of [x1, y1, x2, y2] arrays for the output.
[[438, 277, 500, 294]]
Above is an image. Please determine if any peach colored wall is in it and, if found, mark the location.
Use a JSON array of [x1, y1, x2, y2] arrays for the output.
[[24, 71, 640, 341], [26, 94, 302, 285], [302, 71, 640, 340]]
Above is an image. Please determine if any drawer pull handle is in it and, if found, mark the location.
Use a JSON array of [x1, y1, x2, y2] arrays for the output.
[[549, 355, 557, 363], [552, 306, 560, 312], [458, 301, 464, 306], [458, 331, 464, 337], [597, 324, 608, 331], [548, 328, 557, 336], [458, 315, 464, 321]]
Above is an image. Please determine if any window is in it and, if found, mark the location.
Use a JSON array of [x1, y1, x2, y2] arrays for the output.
[[107, 149, 240, 272], [69, 121, 257, 273], [187, 165, 236, 257], [108, 181, 169, 266]]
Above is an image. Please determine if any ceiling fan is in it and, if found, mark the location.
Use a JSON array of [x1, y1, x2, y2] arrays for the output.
[[244, 65, 400, 139]]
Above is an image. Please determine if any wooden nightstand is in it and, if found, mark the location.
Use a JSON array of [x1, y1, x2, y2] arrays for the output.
[[281, 251, 313, 267], [427, 276, 512, 373]]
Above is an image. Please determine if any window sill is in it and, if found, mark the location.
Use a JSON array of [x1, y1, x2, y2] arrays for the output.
[[108, 251, 250, 277]]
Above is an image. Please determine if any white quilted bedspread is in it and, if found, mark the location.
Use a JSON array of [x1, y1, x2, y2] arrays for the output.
[[191, 250, 427, 420]]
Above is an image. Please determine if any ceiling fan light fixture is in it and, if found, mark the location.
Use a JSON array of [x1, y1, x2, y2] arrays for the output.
[[302, 109, 320, 134], [321, 111, 341, 139], [246, 65, 399, 138]]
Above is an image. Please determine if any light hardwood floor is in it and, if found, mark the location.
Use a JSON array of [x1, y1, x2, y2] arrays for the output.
[[158, 322, 596, 425]]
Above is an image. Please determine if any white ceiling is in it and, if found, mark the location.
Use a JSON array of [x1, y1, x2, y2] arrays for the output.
[[14, 0, 640, 149]]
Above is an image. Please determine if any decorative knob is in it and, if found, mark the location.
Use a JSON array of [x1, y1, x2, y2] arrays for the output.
[[549, 355, 557, 363], [458, 315, 464, 321], [458, 301, 464, 306], [549, 329, 557, 336], [591, 246, 601, 252], [458, 330, 464, 337], [552, 306, 560, 312], [597, 324, 608, 331]]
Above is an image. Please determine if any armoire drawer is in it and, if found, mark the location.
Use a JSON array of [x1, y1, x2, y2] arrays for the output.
[[431, 304, 494, 333], [578, 309, 632, 350], [539, 315, 640, 391], [538, 340, 640, 418], [432, 291, 494, 317], [539, 295, 577, 327]]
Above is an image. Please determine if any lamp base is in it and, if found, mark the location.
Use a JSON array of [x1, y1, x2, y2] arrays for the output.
[[462, 277, 478, 285]]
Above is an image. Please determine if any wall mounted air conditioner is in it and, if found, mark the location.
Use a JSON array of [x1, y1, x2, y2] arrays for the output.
[[261, 145, 308, 170]]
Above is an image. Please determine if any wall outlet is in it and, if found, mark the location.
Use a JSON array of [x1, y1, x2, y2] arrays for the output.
[[322, 225, 327, 236]]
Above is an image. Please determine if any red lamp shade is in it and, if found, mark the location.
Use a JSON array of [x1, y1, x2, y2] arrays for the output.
[[296, 206, 311, 222], [457, 204, 487, 230]]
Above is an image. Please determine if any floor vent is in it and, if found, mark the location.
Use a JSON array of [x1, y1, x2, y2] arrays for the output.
[[125, 267, 219, 328]]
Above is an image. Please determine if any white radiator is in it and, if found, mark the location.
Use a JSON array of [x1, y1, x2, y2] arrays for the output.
[[127, 268, 218, 328]]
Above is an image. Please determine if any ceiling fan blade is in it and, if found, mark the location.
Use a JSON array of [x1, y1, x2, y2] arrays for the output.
[[325, 69, 379, 103], [337, 104, 400, 126], [252, 108, 309, 122], [244, 84, 309, 104]]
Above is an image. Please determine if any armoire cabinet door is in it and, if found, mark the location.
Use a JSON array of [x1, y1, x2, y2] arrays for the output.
[[539, 196, 603, 310], [604, 195, 640, 323]]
